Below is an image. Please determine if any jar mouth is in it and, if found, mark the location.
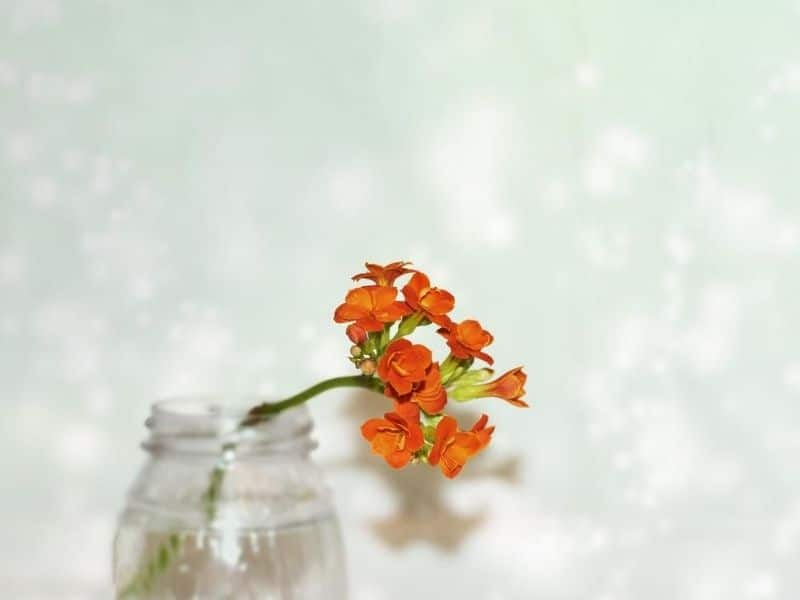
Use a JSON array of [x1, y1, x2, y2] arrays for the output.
[[143, 396, 315, 456]]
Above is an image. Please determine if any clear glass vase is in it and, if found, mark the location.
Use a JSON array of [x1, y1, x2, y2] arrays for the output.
[[113, 399, 347, 599]]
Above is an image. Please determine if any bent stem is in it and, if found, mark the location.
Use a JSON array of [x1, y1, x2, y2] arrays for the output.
[[117, 374, 384, 599], [243, 374, 384, 425]]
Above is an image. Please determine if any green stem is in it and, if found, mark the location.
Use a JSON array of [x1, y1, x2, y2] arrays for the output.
[[117, 375, 383, 598], [243, 374, 383, 423], [202, 442, 235, 522], [379, 324, 391, 352]]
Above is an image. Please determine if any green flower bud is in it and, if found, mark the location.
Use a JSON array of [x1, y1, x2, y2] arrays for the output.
[[359, 359, 377, 376]]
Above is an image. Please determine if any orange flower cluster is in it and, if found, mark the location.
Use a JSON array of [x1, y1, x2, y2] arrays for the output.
[[335, 261, 528, 478]]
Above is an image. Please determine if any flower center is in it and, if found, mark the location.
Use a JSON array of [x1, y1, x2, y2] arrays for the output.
[[392, 360, 411, 376]]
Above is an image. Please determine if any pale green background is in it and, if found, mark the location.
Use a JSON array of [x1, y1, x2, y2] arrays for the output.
[[2, 1, 799, 598]]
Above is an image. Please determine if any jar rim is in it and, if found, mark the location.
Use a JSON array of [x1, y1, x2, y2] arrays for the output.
[[143, 396, 315, 456]]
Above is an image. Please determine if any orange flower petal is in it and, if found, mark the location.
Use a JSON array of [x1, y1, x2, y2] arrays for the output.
[[352, 261, 414, 286], [356, 316, 386, 332], [344, 286, 374, 310], [394, 400, 420, 422], [333, 302, 368, 322], [428, 414, 493, 478], [368, 285, 399, 308], [402, 272, 455, 320], [374, 301, 412, 323], [336, 285, 408, 333], [428, 415, 458, 466], [385, 450, 412, 468], [371, 432, 399, 456], [361, 418, 387, 441], [361, 407, 423, 469], [405, 425, 424, 453], [412, 363, 447, 414], [403, 272, 429, 299], [471, 414, 489, 432], [419, 288, 455, 315], [432, 314, 455, 329], [439, 461, 464, 479], [505, 398, 530, 408], [378, 339, 433, 396]]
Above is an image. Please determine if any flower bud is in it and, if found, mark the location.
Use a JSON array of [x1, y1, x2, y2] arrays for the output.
[[359, 359, 377, 376], [449, 367, 528, 406], [346, 324, 368, 345], [350, 345, 362, 357]]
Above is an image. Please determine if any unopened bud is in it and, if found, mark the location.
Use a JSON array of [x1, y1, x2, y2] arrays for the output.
[[350, 345, 362, 357], [346, 324, 368, 345], [359, 359, 377, 376]]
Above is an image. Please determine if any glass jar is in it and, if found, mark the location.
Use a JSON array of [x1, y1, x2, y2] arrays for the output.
[[113, 399, 347, 599]]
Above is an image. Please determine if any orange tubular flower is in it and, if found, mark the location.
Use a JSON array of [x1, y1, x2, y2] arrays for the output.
[[334, 285, 411, 333], [377, 339, 433, 396], [483, 367, 528, 407], [402, 272, 455, 325], [352, 261, 415, 287], [360, 402, 423, 468], [452, 367, 528, 407], [428, 414, 494, 478], [438, 319, 494, 365]]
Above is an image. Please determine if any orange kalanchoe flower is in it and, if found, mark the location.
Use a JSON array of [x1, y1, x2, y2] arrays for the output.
[[360, 402, 423, 468], [334, 285, 411, 333], [377, 338, 433, 395], [402, 272, 455, 325], [388, 362, 448, 414], [439, 319, 494, 365], [451, 367, 528, 407], [408, 362, 447, 414], [352, 261, 415, 287], [428, 414, 494, 478], [331, 260, 528, 477], [483, 367, 528, 407]]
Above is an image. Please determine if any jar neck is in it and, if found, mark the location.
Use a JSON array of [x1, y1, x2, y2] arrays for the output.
[[143, 398, 317, 458]]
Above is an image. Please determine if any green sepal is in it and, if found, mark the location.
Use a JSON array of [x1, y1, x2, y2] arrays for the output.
[[450, 367, 494, 386], [395, 312, 425, 338], [378, 324, 391, 351], [364, 332, 380, 355], [448, 383, 488, 402], [423, 425, 438, 443], [420, 411, 443, 428], [441, 356, 474, 385]]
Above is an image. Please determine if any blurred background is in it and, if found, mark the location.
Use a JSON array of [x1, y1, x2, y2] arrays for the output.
[[2, 1, 800, 598]]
